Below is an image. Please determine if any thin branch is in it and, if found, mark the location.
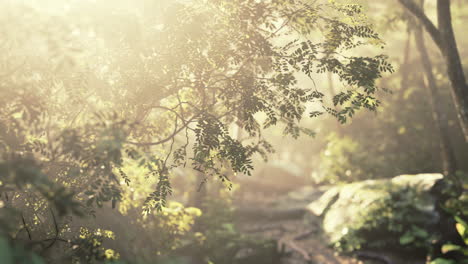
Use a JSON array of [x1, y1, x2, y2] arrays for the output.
[[150, 105, 188, 126], [126, 115, 197, 147], [21, 214, 32, 240], [42, 208, 60, 253], [268, 7, 308, 39]]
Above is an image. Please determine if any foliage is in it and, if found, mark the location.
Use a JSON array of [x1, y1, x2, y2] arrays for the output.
[[327, 180, 438, 254], [0, 0, 391, 214], [0, 228, 120, 264], [429, 174, 468, 264], [429, 215, 468, 264], [314, 133, 378, 184], [310, 59, 456, 183], [71, 228, 120, 264], [0, 0, 391, 262], [143, 201, 203, 255], [182, 196, 280, 264], [282, 0, 468, 187]]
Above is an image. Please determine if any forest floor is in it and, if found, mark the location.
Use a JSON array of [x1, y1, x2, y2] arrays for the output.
[[235, 196, 365, 264], [238, 218, 362, 264], [233, 189, 424, 264]]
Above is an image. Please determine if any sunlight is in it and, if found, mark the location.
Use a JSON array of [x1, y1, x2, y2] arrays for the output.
[[0, 0, 467, 263]]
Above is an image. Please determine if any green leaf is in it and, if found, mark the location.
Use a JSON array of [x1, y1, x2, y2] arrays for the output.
[[441, 244, 462, 254], [456, 223, 466, 237], [412, 226, 429, 238], [399, 232, 414, 245], [429, 258, 457, 264], [455, 216, 468, 231]]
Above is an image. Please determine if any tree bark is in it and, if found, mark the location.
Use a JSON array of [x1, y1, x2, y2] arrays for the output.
[[414, 23, 458, 176], [436, 0, 468, 142], [399, 0, 468, 142]]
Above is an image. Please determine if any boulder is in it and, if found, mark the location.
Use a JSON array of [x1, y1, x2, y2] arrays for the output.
[[306, 174, 444, 251]]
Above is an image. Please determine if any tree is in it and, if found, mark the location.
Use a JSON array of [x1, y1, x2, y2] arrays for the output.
[[398, 0, 468, 142], [0, 0, 392, 260], [403, 0, 457, 178], [0, 0, 392, 212], [414, 20, 458, 176]]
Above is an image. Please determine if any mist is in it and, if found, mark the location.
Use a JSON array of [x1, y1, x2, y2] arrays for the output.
[[0, 0, 467, 264]]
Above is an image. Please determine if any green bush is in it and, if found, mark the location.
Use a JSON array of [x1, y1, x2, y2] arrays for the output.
[[315, 133, 382, 184], [430, 174, 468, 264], [430, 216, 468, 264]]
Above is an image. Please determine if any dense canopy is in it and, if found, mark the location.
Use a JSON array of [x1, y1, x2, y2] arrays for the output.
[[0, 0, 466, 264]]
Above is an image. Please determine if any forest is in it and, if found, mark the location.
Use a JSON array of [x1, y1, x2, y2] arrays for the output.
[[0, 0, 467, 263]]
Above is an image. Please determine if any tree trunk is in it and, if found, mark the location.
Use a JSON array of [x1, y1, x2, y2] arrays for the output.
[[436, 0, 468, 143], [399, 0, 468, 142], [414, 24, 458, 176], [399, 29, 412, 100]]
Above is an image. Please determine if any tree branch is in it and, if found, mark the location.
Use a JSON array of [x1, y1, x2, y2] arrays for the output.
[[126, 115, 197, 147], [398, 0, 442, 49], [21, 214, 32, 240], [42, 208, 60, 253]]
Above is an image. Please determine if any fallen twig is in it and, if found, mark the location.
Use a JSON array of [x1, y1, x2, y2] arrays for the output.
[[286, 240, 311, 261]]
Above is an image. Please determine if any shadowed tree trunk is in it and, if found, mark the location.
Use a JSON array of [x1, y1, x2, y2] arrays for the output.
[[399, 0, 468, 142], [414, 23, 457, 176], [399, 29, 412, 100]]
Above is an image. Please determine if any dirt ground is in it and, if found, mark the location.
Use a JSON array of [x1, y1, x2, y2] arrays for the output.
[[233, 189, 425, 264], [238, 219, 363, 264]]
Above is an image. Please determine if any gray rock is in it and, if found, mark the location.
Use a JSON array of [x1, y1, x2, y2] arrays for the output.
[[306, 174, 443, 247]]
